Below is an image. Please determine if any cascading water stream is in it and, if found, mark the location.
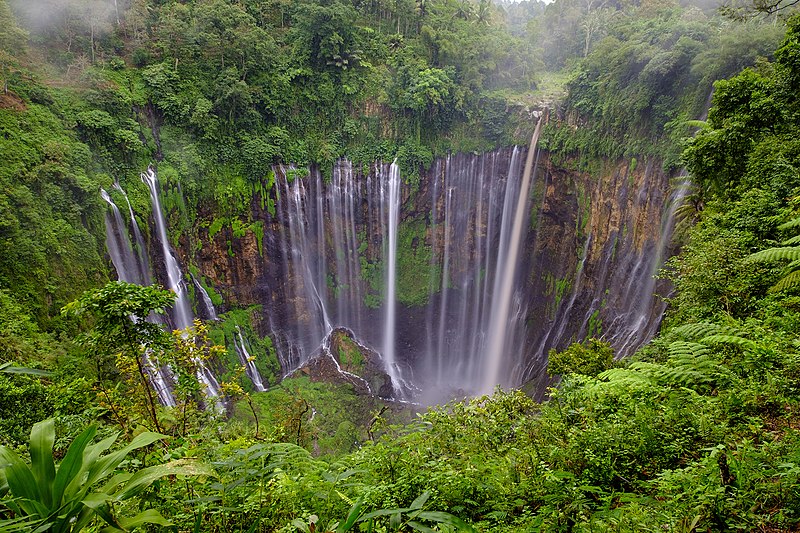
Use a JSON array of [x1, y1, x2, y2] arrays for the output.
[[604, 176, 691, 355], [381, 161, 402, 396], [234, 326, 266, 391], [481, 116, 544, 395], [100, 188, 175, 407], [141, 168, 221, 401], [101, 189, 139, 284], [192, 275, 218, 321], [113, 182, 152, 285], [141, 168, 193, 330]]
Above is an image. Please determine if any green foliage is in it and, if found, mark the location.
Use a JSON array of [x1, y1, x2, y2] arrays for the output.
[[0, 418, 208, 532], [396, 219, 439, 306], [0, 100, 106, 327], [209, 307, 281, 391], [63, 282, 175, 432], [549, 3, 782, 164], [747, 215, 800, 292], [3, 2, 800, 532], [548, 338, 614, 377], [239, 377, 377, 455], [0, 375, 51, 447]]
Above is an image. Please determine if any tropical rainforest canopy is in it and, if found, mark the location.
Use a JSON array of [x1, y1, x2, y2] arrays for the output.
[[1, 0, 800, 530]]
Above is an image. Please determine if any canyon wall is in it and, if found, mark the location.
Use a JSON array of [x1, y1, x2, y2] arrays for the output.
[[173, 146, 679, 402]]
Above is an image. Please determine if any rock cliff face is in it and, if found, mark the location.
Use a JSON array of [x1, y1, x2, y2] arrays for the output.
[[181, 146, 679, 402]]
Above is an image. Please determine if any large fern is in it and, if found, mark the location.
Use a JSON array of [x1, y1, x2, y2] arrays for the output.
[[747, 215, 800, 292]]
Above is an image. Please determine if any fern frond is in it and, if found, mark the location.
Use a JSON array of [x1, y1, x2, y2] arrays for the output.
[[700, 334, 757, 351], [748, 247, 800, 263], [769, 269, 800, 293], [782, 235, 800, 246], [684, 119, 710, 131], [626, 362, 664, 375], [586, 367, 657, 397], [597, 367, 654, 382], [672, 322, 737, 339], [336, 490, 354, 506], [777, 216, 800, 231], [667, 341, 710, 358]]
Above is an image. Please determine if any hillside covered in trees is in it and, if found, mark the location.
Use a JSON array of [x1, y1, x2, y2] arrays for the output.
[[1, 0, 800, 531]]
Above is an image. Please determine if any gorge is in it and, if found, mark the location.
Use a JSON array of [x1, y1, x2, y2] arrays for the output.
[[102, 115, 682, 404]]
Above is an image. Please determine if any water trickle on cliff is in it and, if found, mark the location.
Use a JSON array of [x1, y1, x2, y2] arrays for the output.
[[113, 182, 152, 285], [192, 275, 218, 321], [141, 168, 193, 331], [234, 326, 266, 392]]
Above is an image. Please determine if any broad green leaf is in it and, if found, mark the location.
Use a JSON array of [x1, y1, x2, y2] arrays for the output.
[[0, 446, 41, 506], [291, 518, 311, 533], [84, 432, 164, 490], [115, 509, 172, 530], [0, 363, 53, 376], [410, 491, 430, 510], [416, 511, 477, 532], [29, 420, 56, 509], [52, 425, 96, 507], [360, 507, 413, 520], [0, 514, 44, 532], [337, 498, 363, 532], [115, 460, 214, 500], [389, 511, 402, 530], [407, 521, 438, 533]]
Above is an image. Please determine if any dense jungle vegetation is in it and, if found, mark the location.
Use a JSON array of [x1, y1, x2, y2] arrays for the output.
[[2, 0, 800, 530]]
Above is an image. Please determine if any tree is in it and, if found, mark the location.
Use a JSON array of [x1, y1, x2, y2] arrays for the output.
[[62, 282, 175, 433], [0, 0, 27, 94], [167, 320, 226, 436]]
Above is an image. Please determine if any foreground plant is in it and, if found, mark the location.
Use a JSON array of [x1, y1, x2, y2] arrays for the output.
[[293, 491, 478, 533], [0, 418, 209, 532]]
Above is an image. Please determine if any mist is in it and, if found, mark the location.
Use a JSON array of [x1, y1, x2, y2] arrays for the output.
[[10, 0, 117, 33]]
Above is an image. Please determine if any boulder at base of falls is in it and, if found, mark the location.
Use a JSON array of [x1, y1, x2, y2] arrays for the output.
[[290, 328, 394, 397]]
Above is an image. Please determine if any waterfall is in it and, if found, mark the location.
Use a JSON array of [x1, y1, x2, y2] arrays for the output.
[[234, 326, 266, 392], [279, 170, 333, 374], [381, 161, 402, 396], [113, 182, 152, 285], [268, 154, 535, 400], [141, 168, 193, 330], [193, 275, 218, 321], [101, 189, 140, 284], [603, 176, 691, 356], [247, 127, 683, 402], [272, 162, 409, 393], [412, 147, 528, 398], [140, 167, 221, 400], [481, 116, 544, 395], [100, 188, 176, 407]]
